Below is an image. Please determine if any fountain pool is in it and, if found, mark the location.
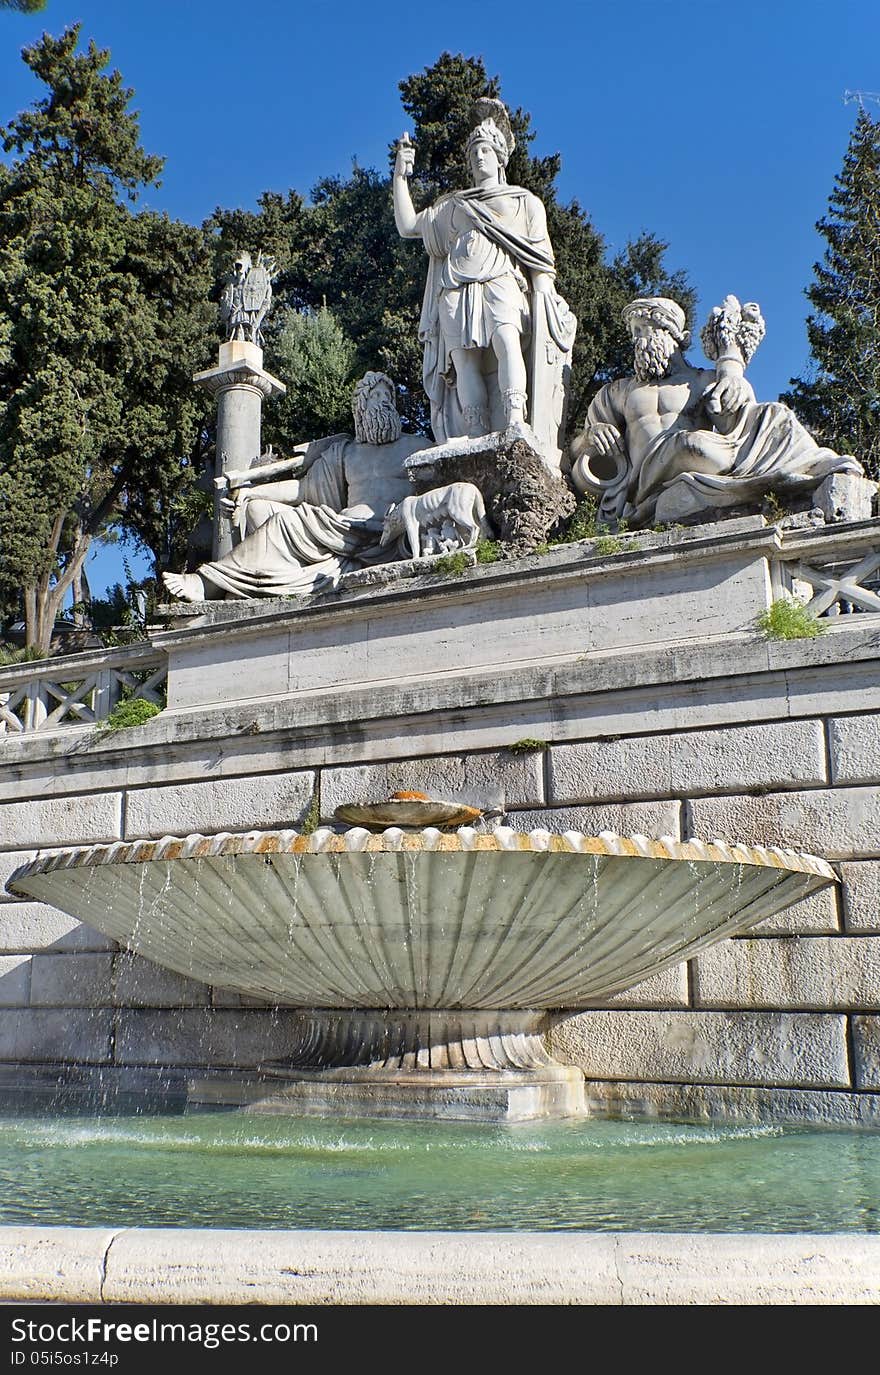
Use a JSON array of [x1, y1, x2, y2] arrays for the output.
[[3, 824, 878, 1304], [2, 1108, 879, 1235]]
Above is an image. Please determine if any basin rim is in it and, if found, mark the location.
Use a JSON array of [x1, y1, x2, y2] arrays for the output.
[[7, 823, 837, 895]]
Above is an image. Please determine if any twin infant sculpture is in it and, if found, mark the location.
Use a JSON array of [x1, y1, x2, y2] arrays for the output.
[[163, 100, 862, 603]]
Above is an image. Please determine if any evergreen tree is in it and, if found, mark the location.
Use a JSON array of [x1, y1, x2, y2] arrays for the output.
[[268, 305, 357, 445], [296, 166, 426, 427], [0, 27, 213, 651], [0, 2, 47, 12], [784, 108, 880, 482]]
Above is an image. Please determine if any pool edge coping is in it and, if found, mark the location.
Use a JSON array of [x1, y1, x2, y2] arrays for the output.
[[2, 1226, 879, 1305]]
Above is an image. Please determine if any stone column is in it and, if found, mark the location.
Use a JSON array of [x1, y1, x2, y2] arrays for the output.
[[193, 340, 286, 559]]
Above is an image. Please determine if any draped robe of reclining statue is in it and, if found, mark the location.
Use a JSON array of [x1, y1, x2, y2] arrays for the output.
[[162, 373, 424, 601]]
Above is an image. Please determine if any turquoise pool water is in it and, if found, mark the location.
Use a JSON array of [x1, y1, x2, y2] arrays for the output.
[[2, 1111, 879, 1232]]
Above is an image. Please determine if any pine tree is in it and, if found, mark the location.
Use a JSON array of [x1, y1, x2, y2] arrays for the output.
[[268, 305, 357, 445], [0, 27, 213, 651], [784, 108, 880, 481]]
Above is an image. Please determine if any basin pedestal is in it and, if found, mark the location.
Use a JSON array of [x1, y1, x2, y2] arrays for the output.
[[188, 1009, 585, 1122]]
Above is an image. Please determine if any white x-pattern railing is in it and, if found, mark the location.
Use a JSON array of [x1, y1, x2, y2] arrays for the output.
[[0, 643, 167, 733], [771, 525, 880, 619]]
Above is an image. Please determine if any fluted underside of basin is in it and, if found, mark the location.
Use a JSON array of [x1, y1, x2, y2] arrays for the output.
[[10, 826, 835, 1011], [282, 1009, 560, 1071]]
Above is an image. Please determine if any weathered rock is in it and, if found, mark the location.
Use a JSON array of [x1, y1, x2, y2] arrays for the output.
[[406, 432, 576, 555], [813, 471, 877, 524]]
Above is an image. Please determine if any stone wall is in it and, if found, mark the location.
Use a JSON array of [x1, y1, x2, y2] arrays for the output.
[[1, 531, 879, 1125]]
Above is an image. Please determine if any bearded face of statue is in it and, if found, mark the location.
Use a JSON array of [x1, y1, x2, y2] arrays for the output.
[[631, 322, 679, 382], [353, 382, 403, 446]]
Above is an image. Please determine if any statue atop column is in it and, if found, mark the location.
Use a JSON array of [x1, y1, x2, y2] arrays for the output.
[[219, 250, 277, 348], [393, 98, 576, 470], [571, 294, 865, 527]]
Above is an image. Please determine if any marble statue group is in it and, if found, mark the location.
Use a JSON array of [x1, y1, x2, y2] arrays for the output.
[[162, 95, 869, 603]]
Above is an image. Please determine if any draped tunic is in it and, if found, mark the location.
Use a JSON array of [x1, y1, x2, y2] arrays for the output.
[[415, 184, 563, 441]]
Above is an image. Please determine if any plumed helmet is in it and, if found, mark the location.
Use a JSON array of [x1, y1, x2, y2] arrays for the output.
[[466, 97, 515, 166]]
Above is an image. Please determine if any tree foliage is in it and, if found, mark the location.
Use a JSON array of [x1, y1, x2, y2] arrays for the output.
[[0, 27, 213, 650], [268, 306, 357, 445], [0, 1, 48, 11], [784, 108, 880, 482]]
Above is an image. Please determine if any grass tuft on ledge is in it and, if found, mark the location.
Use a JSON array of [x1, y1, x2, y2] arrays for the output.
[[757, 599, 824, 641], [433, 551, 471, 576], [507, 738, 549, 754], [99, 699, 162, 731]]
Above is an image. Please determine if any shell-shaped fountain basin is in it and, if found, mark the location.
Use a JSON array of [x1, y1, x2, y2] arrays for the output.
[[8, 825, 835, 1010]]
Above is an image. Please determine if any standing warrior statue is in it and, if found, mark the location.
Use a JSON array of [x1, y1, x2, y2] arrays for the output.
[[219, 249, 276, 347], [393, 99, 576, 467]]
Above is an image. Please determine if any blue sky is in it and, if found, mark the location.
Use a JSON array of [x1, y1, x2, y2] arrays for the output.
[[2, 0, 878, 593]]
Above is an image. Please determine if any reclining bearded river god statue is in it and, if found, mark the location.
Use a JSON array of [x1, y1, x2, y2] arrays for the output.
[[571, 294, 865, 527], [162, 371, 426, 601]]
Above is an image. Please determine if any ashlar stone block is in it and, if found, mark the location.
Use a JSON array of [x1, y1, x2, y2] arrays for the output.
[[692, 936, 880, 1010], [0, 851, 36, 901], [114, 1009, 300, 1067], [751, 883, 840, 935], [852, 1016, 880, 1090], [321, 750, 545, 818], [124, 771, 315, 840], [550, 1009, 849, 1088], [0, 1009, 112, 1063], [0, 1228, 114, 1304], [829, 717, 880, 786], [114, 954, 211, 1008], [0, 956, 30, 1007], [689, 787, 880, 860], [549, 720, 826, 804], [0, 793, 122, 850], [583, 1079, 880, 1130], [0, 903, 116, 954], [600, 964, 689, 1009], [30, 954, 114, 1008], [840, 861, 880, 932], [509, 800, 681, 838]]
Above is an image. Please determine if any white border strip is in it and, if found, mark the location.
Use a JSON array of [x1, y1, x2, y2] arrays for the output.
[[1, 1227, 878, 1305]]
